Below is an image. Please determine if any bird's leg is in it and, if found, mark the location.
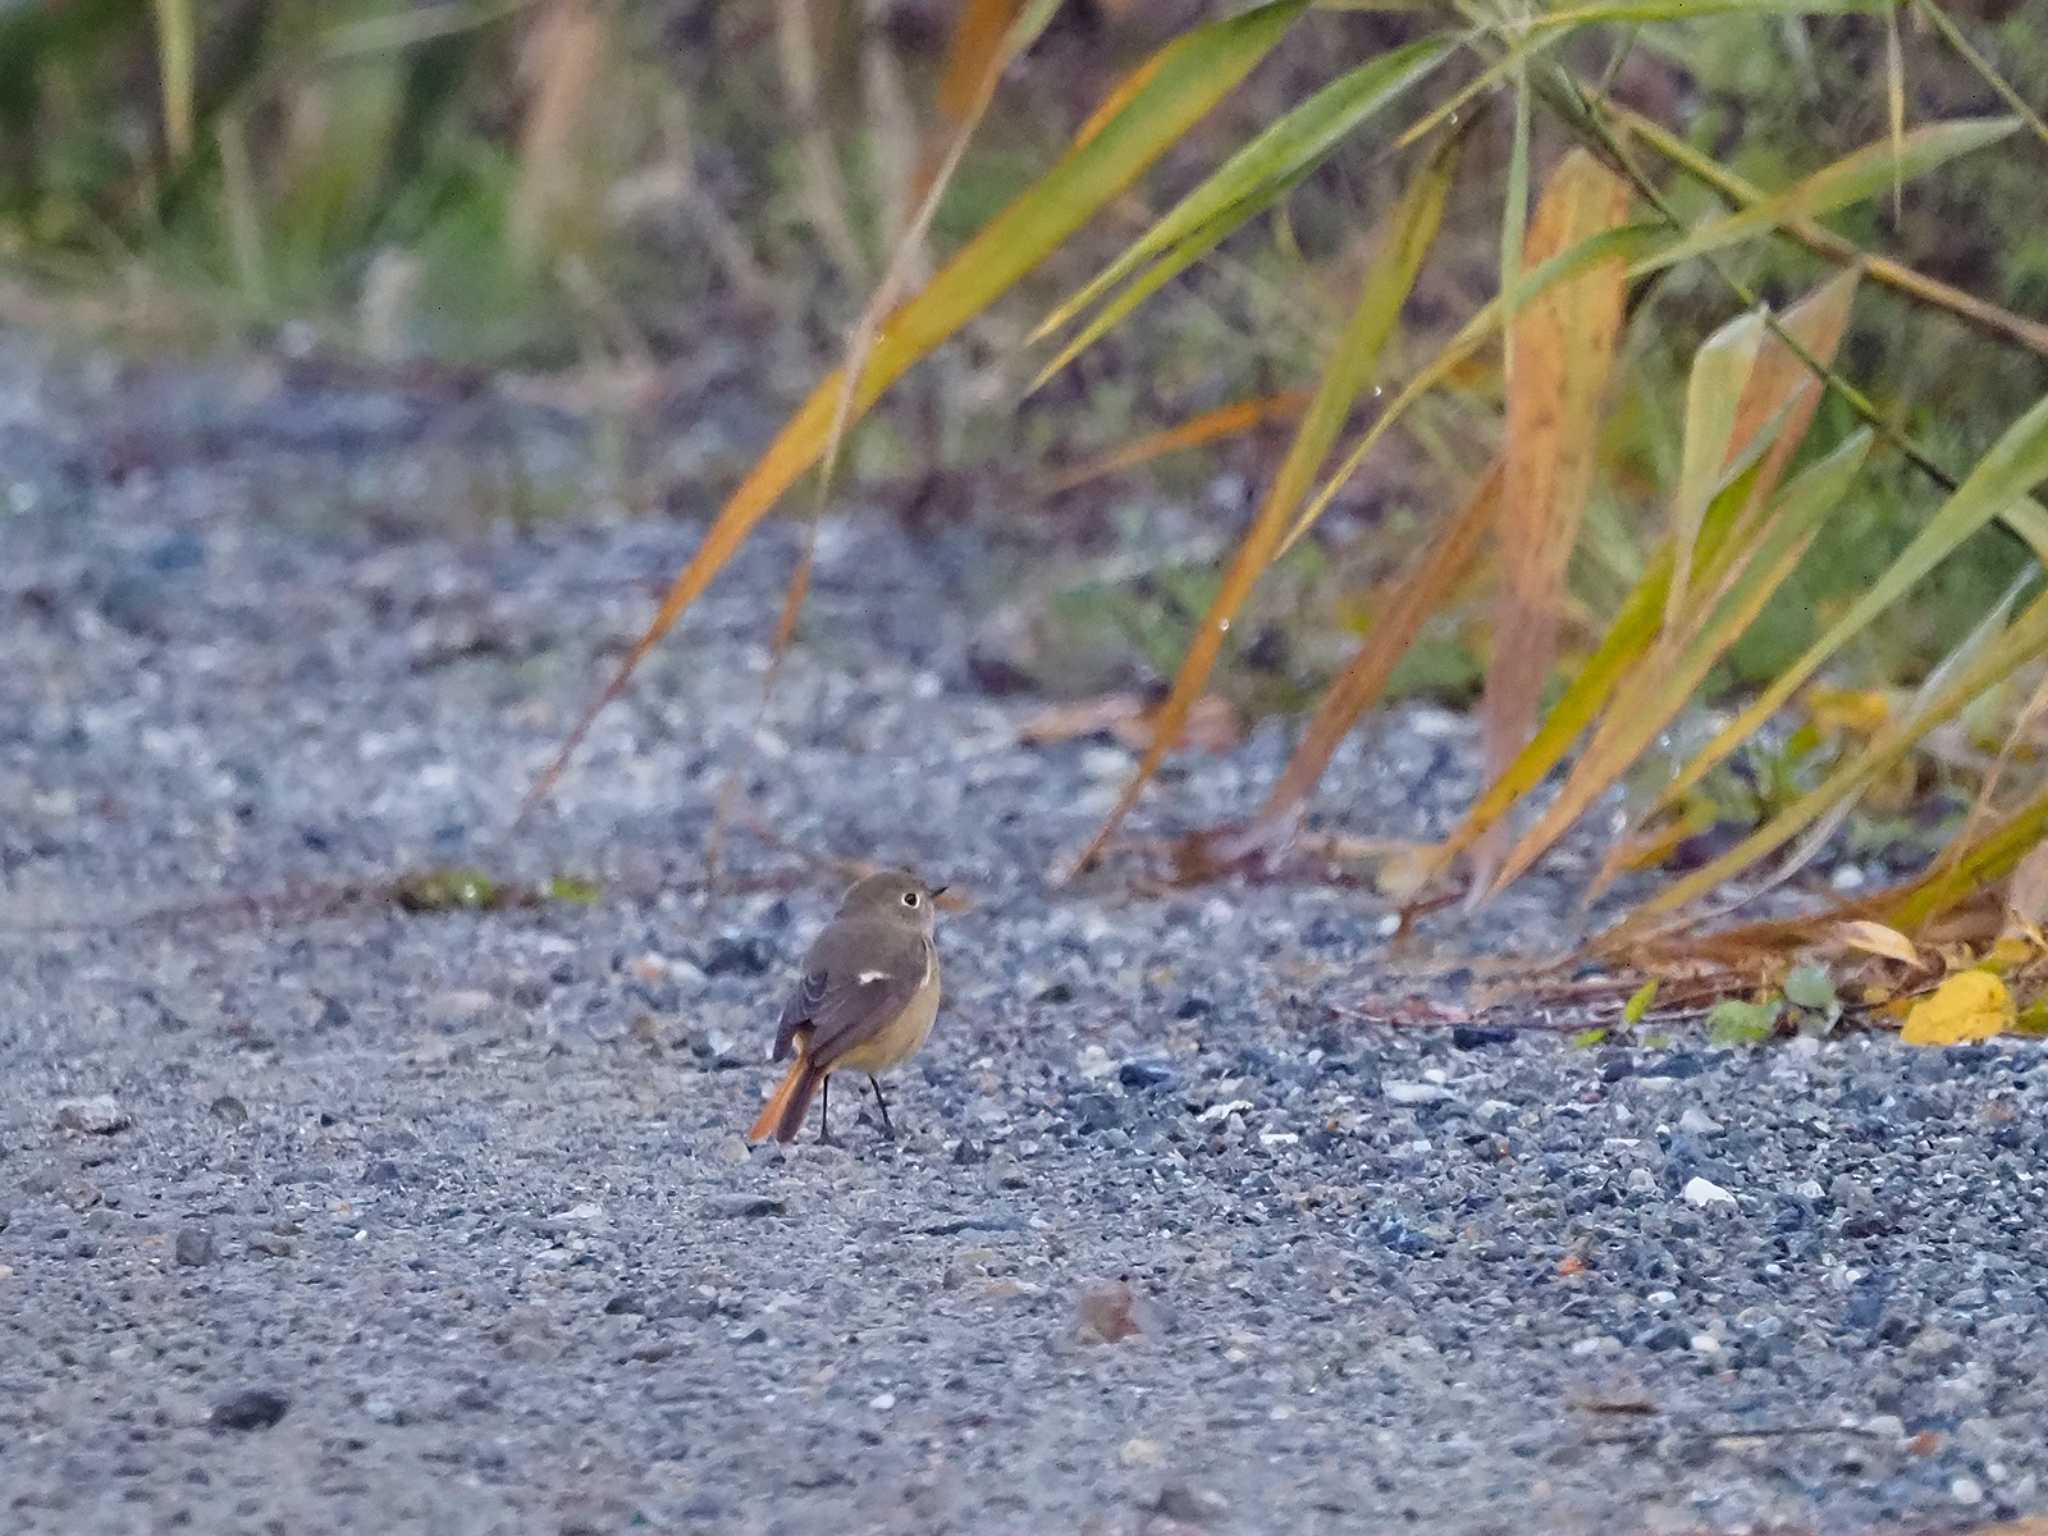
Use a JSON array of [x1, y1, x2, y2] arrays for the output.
[[817, 1075, 836, 1146], [867, 1075, 895, 1140]]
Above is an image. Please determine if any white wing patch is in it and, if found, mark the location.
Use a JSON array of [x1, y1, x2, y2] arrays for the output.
[[857, 970, 892, 985]]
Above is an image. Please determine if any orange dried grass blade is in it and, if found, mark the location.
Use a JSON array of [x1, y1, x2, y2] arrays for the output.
[[1471, 149, 1632, 888], [1061, 124, 1462, 879], [1255, 459, 1500, 834], [1038, 391, 1311, 495]]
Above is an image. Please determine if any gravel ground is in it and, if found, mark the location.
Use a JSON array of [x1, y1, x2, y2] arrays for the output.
[[2, 336, 2045, 1536]]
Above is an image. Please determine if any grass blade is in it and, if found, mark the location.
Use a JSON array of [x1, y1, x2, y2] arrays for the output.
[[1662, 307, 1765, 640], [1638, 388, 2048, 828], [1254, 459, 1501, 832], [1609, 101, 2048, 358], [1038, 391, 1311, 495], [1475, 149, 1633, 888], [1487, 428, 1873, 899], [1065, 125, 1463, 876], [1630, 116, 2019, 279], [1600, 582, 2048, 943], [1031, 35, 1452, 350], [1276, 220, 1667, 562], [1428, 268, 1862, 894]]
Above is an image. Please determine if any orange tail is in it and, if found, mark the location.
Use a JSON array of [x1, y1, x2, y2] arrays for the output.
[[747, 1056, 820, 1144]]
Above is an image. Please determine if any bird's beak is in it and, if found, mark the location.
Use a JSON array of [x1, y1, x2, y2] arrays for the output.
[[930, 885, 949, 899]]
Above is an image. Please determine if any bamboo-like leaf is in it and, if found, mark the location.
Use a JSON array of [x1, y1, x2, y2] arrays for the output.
[[1428, 268, 1861, 892], [1039, 391, 1311, 494], [1611, 100, 2048, 358], [1027, 191, 1297, 395], [1486, 429, 1873, 900], [1252, 460, 1501, 832], [1277, 220, 1668, 559], [1601, 584, 2048, 943], [1639, 389, 2048, 828], [1663, 308, 1767, 636], [517, 0, 1308, 815], [1630, 116, 2018, 278], [1066, 128, 1462, 876], [1032, 36, 1452, 350], [1476, 150, 1633, 884]]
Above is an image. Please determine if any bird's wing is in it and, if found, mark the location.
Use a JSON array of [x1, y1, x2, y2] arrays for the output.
[[772, 919, 932, 1070]]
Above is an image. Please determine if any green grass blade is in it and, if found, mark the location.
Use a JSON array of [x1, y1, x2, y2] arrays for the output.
[[1614, 583, 2048, 935], [1645, 388, 2048, 821], [1630, 116, 2019, 278], [1032, 34, 1451, 346]]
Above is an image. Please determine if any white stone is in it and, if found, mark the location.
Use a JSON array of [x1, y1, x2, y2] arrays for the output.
[[1682, 1176, 1736, 1209]]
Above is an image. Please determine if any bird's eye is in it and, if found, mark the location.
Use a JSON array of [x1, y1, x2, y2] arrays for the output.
[[903, 891, 920, 907]]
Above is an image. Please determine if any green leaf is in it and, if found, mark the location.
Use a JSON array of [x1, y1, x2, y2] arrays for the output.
[[1571, 1026, 1610, 1048], [1623, 977, 1660, 1024], [1783, 964, 1838, 1012], [1034, 34, 1451, 353], [547, 875, 603, 905], [1631, 116, 2019, 278], [1706, 998, 1782, 1046]]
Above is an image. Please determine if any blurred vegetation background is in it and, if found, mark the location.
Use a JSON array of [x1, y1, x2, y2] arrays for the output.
[[7, 0, 2048, 1002]]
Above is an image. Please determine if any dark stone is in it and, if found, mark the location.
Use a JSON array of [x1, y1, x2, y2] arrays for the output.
[[362, 1160, 403, 1186], [1118, 1059, 1178, 1091], [702, 936, 773, 977], [1653, 1052, 1706, 1080], [1175, 993, 1213, 1020], [950, 1138, 989, 1166], [1036, 981, 1075, 1005], [210, 1389, 290, 1432], [603, 1292, 645, 1315], [1641, 1323, 1688, 1352], [1376, 1218, 1437, 1257], [208, 1095, 249, 1125], [1597, 1051, 1634, 1082], [1452, 1025, 1514, 1050], [174, 1226, 215, 1267], [706, 1196, 784, 1219]]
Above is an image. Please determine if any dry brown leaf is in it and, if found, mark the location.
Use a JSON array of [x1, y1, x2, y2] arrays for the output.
[[1835, 919, 1924, 967], [1475, 150, 1633, 880]]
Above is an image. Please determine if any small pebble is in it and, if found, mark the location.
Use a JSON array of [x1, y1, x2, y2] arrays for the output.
[[211, 1388, 290, 1432], [1682, 1176, 1736, 1209], [55, 1096, 128, 1135]]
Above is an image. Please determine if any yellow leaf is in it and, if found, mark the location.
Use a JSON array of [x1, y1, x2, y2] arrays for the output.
[[1836, 919, 1922, 967], [1806, 686, 1893, 738], [1900, 969, 2015, 1046], [1980, 934, 2035, 974]]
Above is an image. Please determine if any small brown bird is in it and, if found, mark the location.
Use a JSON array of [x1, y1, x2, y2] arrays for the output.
[[747, 869, 945, 1145]]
